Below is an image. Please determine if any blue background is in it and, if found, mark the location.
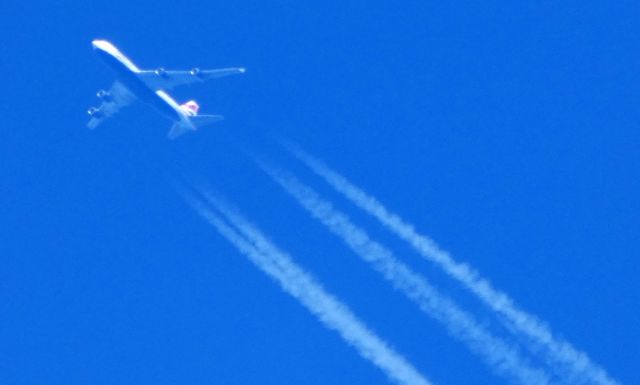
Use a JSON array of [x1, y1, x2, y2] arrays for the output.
[[1, 1, 638, 384]]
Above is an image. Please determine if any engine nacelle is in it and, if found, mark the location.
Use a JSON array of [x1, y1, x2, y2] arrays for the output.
[[155, 67, 167, 77], [96, 90, 112, 101], [190, 67, 201, 77], [87, 107, 103, 117]]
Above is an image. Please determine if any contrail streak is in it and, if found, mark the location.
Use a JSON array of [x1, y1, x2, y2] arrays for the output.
[[259, 163, 553, 385], [183, 191, 435, 385], [283, 143, 619, 385]]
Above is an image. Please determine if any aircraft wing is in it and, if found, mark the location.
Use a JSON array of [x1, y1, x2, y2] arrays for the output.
[[137, 67, 245, 90], [87, 81, 136, 129]]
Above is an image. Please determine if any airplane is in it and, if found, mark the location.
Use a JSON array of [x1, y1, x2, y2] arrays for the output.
[[88, 39, 245, 139]]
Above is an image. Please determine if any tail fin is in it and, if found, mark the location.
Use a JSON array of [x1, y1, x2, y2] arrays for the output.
[[167, 115, 224, 140]]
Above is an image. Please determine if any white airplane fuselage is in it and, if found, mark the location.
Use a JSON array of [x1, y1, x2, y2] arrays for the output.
[[92, 40, 193, 128]]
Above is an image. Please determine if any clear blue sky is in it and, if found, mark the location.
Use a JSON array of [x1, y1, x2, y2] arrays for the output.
[[1, 1, 638, 385]]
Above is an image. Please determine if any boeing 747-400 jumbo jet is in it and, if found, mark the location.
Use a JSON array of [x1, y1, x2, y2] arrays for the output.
[[87, 39, 245, 139]]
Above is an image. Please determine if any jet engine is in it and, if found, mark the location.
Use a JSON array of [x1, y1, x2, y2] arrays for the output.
[[155, 67, 167, 77], [190, 67, 201, 76], [96, 90, 112, 101], [87, 107, 103, 117]]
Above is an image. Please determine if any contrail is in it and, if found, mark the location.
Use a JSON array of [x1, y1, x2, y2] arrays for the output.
[[283, 143, 620, 385], [183, 191, 435, 385], [259, 163, 554, 385]]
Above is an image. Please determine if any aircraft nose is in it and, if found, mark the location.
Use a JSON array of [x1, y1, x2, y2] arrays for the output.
[[92, 39, 108, 50]]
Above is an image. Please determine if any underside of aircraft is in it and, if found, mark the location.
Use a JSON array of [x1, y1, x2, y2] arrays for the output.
[[88, 39, 245, 139]]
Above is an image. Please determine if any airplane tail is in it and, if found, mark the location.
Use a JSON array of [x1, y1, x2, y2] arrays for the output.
[[167, 114, 224, 140], [191, 114, 224, 128]]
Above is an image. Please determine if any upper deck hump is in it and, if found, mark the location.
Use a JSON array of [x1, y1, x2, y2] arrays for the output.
[[92, 40, 180, 121]]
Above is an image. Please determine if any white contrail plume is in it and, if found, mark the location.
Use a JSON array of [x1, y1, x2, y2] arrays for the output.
[[259, 163, 554, 385], [283, 143, 620, 385], [183, 192, 435, 385]]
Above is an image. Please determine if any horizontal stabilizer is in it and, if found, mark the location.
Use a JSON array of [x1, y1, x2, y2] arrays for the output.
[[167, 114, 224, 140], [191, 114, 224, 128]]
